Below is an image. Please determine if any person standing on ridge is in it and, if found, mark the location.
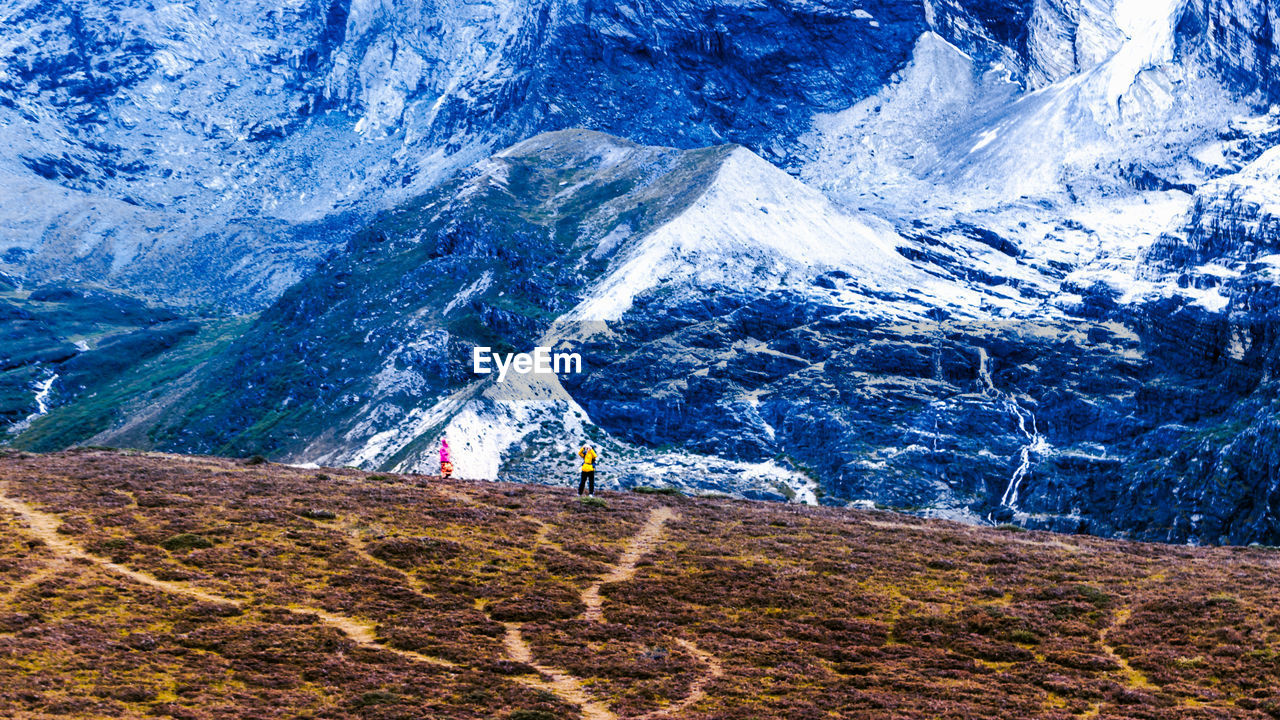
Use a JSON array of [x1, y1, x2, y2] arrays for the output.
[[577, 443, 598, 496], [440, 438, 454, 479]]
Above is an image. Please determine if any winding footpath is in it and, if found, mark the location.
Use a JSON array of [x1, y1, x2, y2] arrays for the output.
[[0, 479, 720, 719], [0, 481, 457, 669], [581, 507, 675, 622], [489, 504, 722, 720], [500, 622, 618, 720], [1097, 607, 1157, 692]]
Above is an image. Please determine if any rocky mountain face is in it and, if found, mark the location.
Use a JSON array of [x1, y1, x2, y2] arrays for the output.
[[0, 0, 938, 308], [6, 1, 1280, 545], [1, 0, 1159, 307]]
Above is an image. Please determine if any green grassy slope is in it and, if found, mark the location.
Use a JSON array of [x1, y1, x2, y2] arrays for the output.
[[0, 285, 205, 434], [11, 317, 254, 452]]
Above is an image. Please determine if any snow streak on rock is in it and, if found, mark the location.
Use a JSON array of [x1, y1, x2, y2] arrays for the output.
[[7, 371, 58, 435], [976, 348, 1050, 512]]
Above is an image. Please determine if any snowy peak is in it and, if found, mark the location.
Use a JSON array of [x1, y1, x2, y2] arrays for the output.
[[566, 145, 916, 322], [318, 132, 919, 477], [806, 0, 1252, 211]]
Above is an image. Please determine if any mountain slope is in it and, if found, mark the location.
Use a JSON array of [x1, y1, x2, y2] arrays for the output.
[[0, 0, 937, 308], [14, 130, 934, 504], [3, 449, 1280, 719], [7, 0, 1271, 310], [7, 124, 1280, 544], [6, 2, 1280, 544]]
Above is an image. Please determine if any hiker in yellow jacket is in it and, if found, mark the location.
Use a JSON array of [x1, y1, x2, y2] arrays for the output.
[[577, 444, 598, 496]]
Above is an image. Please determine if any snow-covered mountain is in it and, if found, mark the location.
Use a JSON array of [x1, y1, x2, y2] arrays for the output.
[[0, 0, 934, 308], [307, 132, 946, 500], [9, 0, 1242, 307], [6, 0, 1280, 544]]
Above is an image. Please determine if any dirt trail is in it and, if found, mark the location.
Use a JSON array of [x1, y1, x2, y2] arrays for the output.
[[866, 519, 939, 532], [487, 504, 722, 720], [532, 520, 553, 546], [0, 482, 455, 668], [0, 486, 239, 606], [300, 606, 456, 667], [1080, 620, 1150, 720], [582, 506, 675, 622], [638, 638, 724, 720], [579, 507, 722, 719], [1097, 607, 1157, 691], [4, 481, 720, 717], [0, 558, 69, 607], [502, 622, 618, 720]]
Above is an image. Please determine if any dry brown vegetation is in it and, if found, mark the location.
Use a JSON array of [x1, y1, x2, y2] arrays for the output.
[[1, 449, 1279, 719]]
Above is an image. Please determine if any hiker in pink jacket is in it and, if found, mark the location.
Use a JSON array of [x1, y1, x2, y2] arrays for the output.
[[439, 439, 454, 479]]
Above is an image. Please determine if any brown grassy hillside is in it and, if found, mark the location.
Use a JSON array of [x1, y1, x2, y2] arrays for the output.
[[1, 450, 1279, 719]]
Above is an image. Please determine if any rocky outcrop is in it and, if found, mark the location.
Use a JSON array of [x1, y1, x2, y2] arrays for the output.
[[1177, 0, 1280, 101], [1148, 147, 1280, 276]]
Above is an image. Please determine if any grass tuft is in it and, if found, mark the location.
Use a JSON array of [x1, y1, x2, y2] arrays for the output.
[[354, 690, 401, 707], [159, 533, 214, 552], [631, 485, 682, 496], [507, 711, 559, 720]]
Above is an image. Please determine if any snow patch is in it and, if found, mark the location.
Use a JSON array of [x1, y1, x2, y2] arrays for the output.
[[563, 147, 916, 323], [443, 270, 493, 315], [621, 452, 820, 505], [409, 371, 592, 480], [7, 370, 58, 435], [1103, 0, 1186, 110], [969, 128, 999, 153]]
